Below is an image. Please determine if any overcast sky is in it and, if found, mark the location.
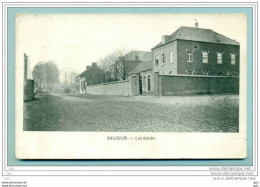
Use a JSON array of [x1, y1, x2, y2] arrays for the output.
[[16, 13, 247, 79]]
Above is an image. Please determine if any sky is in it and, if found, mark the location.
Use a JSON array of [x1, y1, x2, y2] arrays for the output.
[[16, 13, 247, 80]]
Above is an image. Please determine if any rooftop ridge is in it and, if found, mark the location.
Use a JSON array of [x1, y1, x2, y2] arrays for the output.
[[176, 26, 183, 39], [151, 26, 239, 50]]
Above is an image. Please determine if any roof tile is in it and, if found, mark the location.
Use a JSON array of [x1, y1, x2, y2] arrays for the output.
[[152, 26, 240, 50]]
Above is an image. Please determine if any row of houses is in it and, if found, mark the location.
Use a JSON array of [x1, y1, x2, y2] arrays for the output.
[[75, 22, 240, 96]]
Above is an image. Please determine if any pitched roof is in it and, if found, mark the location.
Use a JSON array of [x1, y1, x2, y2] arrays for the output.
[[152, 26, 240, 50], [124, 51, 152, 62], [75, 65, 103, 78], [128, 60, 153, 75], [75, 70, 86, 78]]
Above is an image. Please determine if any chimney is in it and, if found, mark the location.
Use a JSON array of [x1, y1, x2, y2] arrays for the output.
[[195, 20, 198, 28], [24, 53, 28, 80], [92, 62, 97, 67], [86, 66, 91, 70], [162, 35, 170, 44]]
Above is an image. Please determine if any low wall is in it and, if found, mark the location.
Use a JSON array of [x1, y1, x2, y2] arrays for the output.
[[160, 75, 239, 96], [24, 80, 35, 101], [86, 80, 131, 96]]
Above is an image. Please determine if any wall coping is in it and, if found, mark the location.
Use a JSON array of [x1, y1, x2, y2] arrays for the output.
[[159, 74, 239, 78], [87, 80, 129, 87]]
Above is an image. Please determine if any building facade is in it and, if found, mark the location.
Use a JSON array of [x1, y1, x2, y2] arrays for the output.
[[127, 24, 240, 96], [152, 26, 240, 77], [115, 51, 152, 81], [128, 60, 153, 95]]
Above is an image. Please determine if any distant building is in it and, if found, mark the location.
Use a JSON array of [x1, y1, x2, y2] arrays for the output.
[[115, 51, 152, 80], [75, 62, 104, 93]]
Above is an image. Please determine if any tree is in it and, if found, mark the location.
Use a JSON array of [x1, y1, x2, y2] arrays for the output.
[[98, 49, 130, 82], [33, 61, 60, 91]]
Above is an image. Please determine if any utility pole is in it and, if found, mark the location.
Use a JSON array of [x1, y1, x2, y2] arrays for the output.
[[24, 53, 28, 81]]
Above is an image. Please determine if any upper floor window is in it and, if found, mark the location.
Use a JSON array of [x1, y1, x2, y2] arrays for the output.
[[202, 51, 208, 63], [162, 53, 165, 64], [155, 55, 159, 66], [169, 51, 173, 63], [231, 54, 236, 65], [217, 53, 222, 64], [187, 50, 193, 62]]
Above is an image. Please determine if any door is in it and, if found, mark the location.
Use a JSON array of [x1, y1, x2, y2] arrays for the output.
[[139, 75, 142, 95]]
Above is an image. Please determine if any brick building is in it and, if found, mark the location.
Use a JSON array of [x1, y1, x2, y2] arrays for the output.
[[75, 62, 104, 93], [128, 23, 240, 96], [152, 25, 240, 76]]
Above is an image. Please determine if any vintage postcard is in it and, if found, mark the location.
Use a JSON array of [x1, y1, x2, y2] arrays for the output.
[[16, 13, 247, 159]]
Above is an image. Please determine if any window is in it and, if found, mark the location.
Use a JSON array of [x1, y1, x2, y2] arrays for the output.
[[217, 71, 223, 76], [162, 53, 165, 64], [217, 53, 222, 64], [143, 76, 146, 86], [169, 71, 173, 74], [187, 50, 193, 62], [169, 51, 173, 63], [231, 54, 236, 65], [148, 75, 151, 91], [202, 51, 208, 63], [155, 56, 159, 66]]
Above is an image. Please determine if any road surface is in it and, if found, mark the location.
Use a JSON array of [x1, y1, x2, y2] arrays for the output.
[[24, 93, 239, 132]]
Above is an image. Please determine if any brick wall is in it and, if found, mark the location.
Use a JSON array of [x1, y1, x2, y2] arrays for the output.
[[86, 80, 131, 96], [160, 75, 239, 96]]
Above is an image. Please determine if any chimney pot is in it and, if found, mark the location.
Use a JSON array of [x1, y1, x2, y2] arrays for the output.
[[86, 66, 91, 70], [92, 62, 97, 66], [162, 35, 170, 44]]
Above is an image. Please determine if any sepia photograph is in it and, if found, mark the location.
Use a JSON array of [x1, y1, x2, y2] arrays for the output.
[[15, 13, 247, 159]]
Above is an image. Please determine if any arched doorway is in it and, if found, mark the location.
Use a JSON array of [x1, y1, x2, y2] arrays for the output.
[[148, 75, 151, 91]]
